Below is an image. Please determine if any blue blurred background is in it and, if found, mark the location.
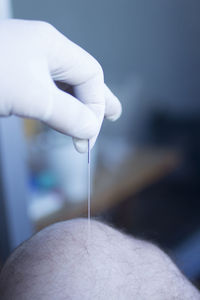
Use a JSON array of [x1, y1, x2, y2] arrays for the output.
[[0, 0, 200, 289]]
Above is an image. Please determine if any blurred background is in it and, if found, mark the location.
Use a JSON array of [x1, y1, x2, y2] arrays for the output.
[[0, 0, 200, 290]]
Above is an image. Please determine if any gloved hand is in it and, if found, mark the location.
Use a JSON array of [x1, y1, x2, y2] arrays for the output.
[[0, 19, 122, 152]]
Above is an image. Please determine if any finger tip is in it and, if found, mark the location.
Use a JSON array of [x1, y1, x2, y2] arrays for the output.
[[107, 100, 122, 121], [73, 138, 88, 153]]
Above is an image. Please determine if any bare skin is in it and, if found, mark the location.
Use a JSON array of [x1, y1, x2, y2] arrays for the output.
[[0, 218, 199, 300]]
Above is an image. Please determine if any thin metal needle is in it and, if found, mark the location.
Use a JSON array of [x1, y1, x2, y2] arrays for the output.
[[87, 139, 91, 240]]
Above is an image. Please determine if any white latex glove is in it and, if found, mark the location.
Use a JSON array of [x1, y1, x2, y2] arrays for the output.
[[0, 19, 122, 152]]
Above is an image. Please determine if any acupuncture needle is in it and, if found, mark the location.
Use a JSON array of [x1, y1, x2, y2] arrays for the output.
[[87, 139, 91, 240]]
